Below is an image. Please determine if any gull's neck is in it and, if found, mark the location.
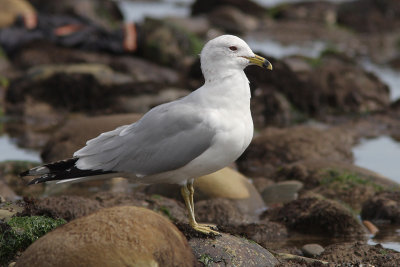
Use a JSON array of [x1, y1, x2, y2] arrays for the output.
[[193, 68, 251, 109]]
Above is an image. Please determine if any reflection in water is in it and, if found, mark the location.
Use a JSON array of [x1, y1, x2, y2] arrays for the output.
[[368, 225, 400, 252], [361, 59, 400, 101], [0, 135, 41, 162], [353, 136, 400, 184]]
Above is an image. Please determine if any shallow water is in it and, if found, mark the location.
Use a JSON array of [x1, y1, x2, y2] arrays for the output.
[[246, 37, 327, 59], [353, 136, 400, 184], [0, 135, 41, 162], [118, 0, 192, 22], [368, 225, 400, 252], [360, 59, 400, 101]]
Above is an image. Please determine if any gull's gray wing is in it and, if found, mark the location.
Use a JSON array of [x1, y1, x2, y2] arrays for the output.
[[74, 100, 215, 176]]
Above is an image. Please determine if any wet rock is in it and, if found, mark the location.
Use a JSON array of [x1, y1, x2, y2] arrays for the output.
[[194, 198, 247, 226], [141, 18, 203, 69], [261, 180, 303, 204], [237, 126, 354, 177], [274, 159, 399, 210], [251, 87, 295, 128], [319, 241, 400, 266], [220, 219, 288, 248], [165, 17, 211, 37], [41, 113, 141, 162], [307, 54, 390, 114], [189, 233, 278, 267], [269, 197, 366, 237], [337, 0, 400, 33], [191, 0, 267, 17], [146, 168, 266, 219], [94, 192, 188, 224], [0, 180, 19, 202], [271, 1, 337, 25], [301, 243, 324, 257], [11, 41, 180, 85], [16, 206, 194, 267], [247, 53, 390, 116], [25, 195, 102, 221], [30, 0, 122, 30], [208, 6, 258, 34], [361, 191, 400, 224]]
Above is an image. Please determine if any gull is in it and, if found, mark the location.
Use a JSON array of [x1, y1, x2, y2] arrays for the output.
[[21, 35, 272, 234]]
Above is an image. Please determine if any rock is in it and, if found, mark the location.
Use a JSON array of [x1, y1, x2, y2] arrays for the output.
[[361, 191, 400, 224], [11, 41, 180, 85], [0, 202, 24, 221], [251, 177, 275, 194], [194, 198, 248, 226], [16, 206, 194, 267], [146, 167, 266, 219], [237, 126, 354, 177], [261, 180, 303, 204], [0, 180, 19, 202], [24, 192, 188, 224], [189, 233, 278, 267], [362, 220, 379, 235], [219, 219, 288, 248], [25, 195, 102, 221], [246, 53, 390, 117], [319, 241, 400, 266], [307, 54, 390, 114], [30, 0, 122, 30], [301, 243, 325, 257], [1, 215, 66, 266], [140, 18, 203, 69], [41, 113, 141, 162], [251, 87, 295, 128], [337, 0, 400, 33], [269, 197, 366, 237], [271, 1, 337, 25], [208, 6, 258, 34], [0, 0, 36, 29], [191, 0, 267, 17], [273, 159, 399, 210]]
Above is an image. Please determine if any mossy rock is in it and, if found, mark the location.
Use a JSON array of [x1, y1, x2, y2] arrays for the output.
[[0, 216, 66, 265], [141, 18, 204, 68]]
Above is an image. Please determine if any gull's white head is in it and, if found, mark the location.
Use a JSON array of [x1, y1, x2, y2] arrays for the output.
[[200, 35, 272, 82]]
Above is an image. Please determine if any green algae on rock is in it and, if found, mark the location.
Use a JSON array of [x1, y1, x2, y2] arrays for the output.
[[0, 216, 66, 265]]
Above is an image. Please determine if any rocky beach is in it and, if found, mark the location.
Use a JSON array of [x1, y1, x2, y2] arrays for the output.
[[1, 0, 400, 266]]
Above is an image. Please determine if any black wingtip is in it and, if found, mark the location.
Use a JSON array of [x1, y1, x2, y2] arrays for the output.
[[20, 170, 30, 177]]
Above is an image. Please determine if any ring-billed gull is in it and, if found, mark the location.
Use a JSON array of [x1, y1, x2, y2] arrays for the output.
[[21, 35, 272, 234]]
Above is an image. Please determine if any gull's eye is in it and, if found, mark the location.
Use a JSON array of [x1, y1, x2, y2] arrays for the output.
[[229, 46, 237, 51]]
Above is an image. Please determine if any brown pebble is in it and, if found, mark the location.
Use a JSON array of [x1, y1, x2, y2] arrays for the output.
[[363, 220, 379, 235]]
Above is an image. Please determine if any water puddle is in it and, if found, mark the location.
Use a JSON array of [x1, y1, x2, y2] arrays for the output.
[[368, 225, 400, 252], [360, 59, 400, 101], [0, 135, 41, 162], [118, 0, 192, 22], [245, 36, 327, 59], [353, 136, 400, 184]]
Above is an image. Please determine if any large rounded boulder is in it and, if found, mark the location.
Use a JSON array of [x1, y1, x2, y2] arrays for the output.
[[16, 206, 194, 267]]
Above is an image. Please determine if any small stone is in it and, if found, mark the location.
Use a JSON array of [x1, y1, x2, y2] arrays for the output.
[[16, 206, 194, 267], [261, 180, 303, 204], [301, 243, 325, 257], [362, 220, 379, 235]]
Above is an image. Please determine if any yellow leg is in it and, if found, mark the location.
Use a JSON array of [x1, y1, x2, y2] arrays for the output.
[[181, 183, 219, 235], [187, 181, 217, 229]]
